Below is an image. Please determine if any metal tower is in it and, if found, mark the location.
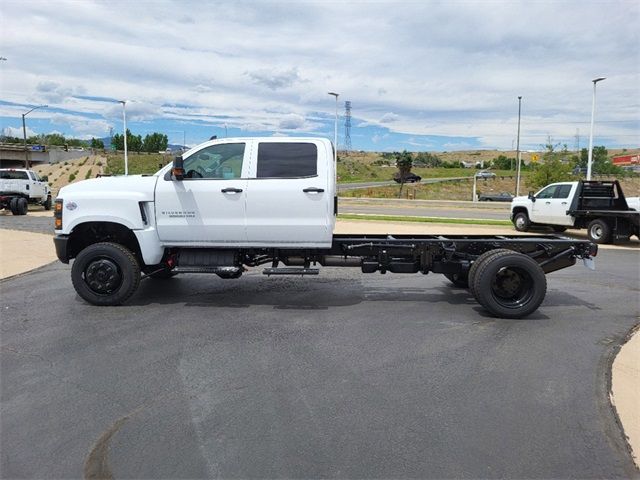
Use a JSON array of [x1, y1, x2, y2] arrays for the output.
[[344, 101, 352, 152]]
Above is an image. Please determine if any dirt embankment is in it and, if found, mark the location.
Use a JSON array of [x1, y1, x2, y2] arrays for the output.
[[33, 155, 107, 196]]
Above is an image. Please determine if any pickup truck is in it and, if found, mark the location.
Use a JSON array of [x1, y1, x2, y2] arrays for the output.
[[0, 168, 52, 215], [53, 137, 597, 318], [511, 180, 640, 244]]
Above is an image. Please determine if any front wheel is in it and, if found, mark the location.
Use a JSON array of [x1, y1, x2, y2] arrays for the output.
[[471, 250, 547, 319], [513, 212, 530, 232], [71, 242, 140, 305]]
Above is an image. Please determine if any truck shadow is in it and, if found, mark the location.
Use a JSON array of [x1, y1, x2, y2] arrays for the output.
[[128, 275, 596, 315]]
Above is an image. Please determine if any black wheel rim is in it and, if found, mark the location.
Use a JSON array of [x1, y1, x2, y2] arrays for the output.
[[490, 266, 534, 309], [84, 257, 122, 294]]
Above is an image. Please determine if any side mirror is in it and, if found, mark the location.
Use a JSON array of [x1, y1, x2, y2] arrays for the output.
[[172, 156, 185, 180], [528, 191, 535, 202]]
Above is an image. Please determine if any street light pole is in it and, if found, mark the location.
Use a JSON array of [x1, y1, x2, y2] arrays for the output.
[[328, 92, 339, 167], [515, 96, 522, 196], [587, 77, 606, 181], [21, 104, 47, 169], [118, 100, 128, 175]]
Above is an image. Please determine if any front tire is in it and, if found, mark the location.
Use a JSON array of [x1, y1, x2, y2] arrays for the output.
[[472, 251, 547, 319], [513, 212, 530, 232], [71, 242, 140, 306], [587, 218, 612, 244]]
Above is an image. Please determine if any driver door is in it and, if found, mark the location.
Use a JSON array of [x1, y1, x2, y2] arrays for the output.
[[155, 142, 250, 245]]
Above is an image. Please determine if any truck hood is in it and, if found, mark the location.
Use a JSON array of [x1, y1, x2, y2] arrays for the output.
[[510, 195, 530, 206], [58, 175, 158, 201]]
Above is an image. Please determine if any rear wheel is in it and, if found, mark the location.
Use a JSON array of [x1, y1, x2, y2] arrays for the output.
[[513, 212, 530, 232], [43, 195, 52, 210], [587, 218, 612, 244], [9, 197, 19, 215], [16, 197, 28, 215], [472, 251, 547, 318], [468, 249, 513, 298], [71, 242, 140, 306]]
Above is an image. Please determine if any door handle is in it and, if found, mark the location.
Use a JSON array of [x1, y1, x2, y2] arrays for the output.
[[545, 201, 551, 204], [561, 201, 567, 205], [303, 187, 324, 193], [221, 187, 243, 194]]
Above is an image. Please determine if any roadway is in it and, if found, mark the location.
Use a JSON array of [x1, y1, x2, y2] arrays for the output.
[[1, 249, 638, 478]]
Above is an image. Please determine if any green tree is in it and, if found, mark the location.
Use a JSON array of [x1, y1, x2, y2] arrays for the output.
[[90, 137, 105, 149], [142, 132, 169, 153], [529, 140, 573, 189], [414, 151, 442, 167], [395, 150, 413, 197], [111, 129, 143, 152], [492, 154, 515, 170]]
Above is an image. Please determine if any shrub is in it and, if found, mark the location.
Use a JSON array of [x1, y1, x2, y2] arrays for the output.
[[68, 173, 76, 182], [85, 169, 92, 180]]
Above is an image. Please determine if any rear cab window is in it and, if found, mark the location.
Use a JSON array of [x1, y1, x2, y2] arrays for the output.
[[256, 143, 318, 178]]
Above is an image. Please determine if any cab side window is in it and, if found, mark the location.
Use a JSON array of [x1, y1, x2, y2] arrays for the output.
[[553, 185, 572, 199], [182, 143, 245, 180], [257, 143, 317, 178], [536, 185, 557, 199]]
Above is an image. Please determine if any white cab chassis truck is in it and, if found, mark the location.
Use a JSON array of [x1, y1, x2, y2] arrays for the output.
[[511, 180, 640, 244], [54, 137, 597, 318], [0, 168, 52, 214]]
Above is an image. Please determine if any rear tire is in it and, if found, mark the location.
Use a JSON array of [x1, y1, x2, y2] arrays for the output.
[[71, 242, 140, 306], [587, 218, 612, 244], [472, 251, 547, 319], [513, 212, 530, 232], [468, 249, 513, 299], [43, 195, 52, 210], [9, 197, 19, 215], [17, 197, 28, 215]]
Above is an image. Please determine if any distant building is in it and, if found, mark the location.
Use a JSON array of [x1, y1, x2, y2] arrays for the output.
[[612, 153, 639, 170]]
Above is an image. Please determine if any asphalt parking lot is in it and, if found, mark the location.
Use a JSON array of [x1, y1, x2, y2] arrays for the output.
[[1, 248, 638, 478]]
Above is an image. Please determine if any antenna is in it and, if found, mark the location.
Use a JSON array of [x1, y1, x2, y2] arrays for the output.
[[344, 101, 352, 153]]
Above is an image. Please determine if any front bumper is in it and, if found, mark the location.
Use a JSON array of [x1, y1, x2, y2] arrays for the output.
[[53, 235, 69, 263]]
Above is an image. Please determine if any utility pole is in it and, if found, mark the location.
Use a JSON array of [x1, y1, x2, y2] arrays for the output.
[[587, 77, 606, 180], [515, 96, 522, 196], [328, 92, 339, 167], [21, 105, 47, 169], [118, 100, 128, 175]]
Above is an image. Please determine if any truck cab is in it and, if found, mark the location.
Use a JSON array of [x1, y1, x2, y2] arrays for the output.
[[511, 182, 577, 229]]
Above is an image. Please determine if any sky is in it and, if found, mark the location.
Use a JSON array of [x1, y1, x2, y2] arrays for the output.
[[0, 0, 639, 152]]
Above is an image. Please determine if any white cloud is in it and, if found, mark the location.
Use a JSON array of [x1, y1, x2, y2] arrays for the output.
[[0, 0, 637, 149], [3, 126, 36, 137], [278, 113, 305, 130], [380, 113, 399, 124]]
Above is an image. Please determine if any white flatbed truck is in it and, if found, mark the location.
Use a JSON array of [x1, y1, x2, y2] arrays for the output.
[[53, 137, 597, 318]]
